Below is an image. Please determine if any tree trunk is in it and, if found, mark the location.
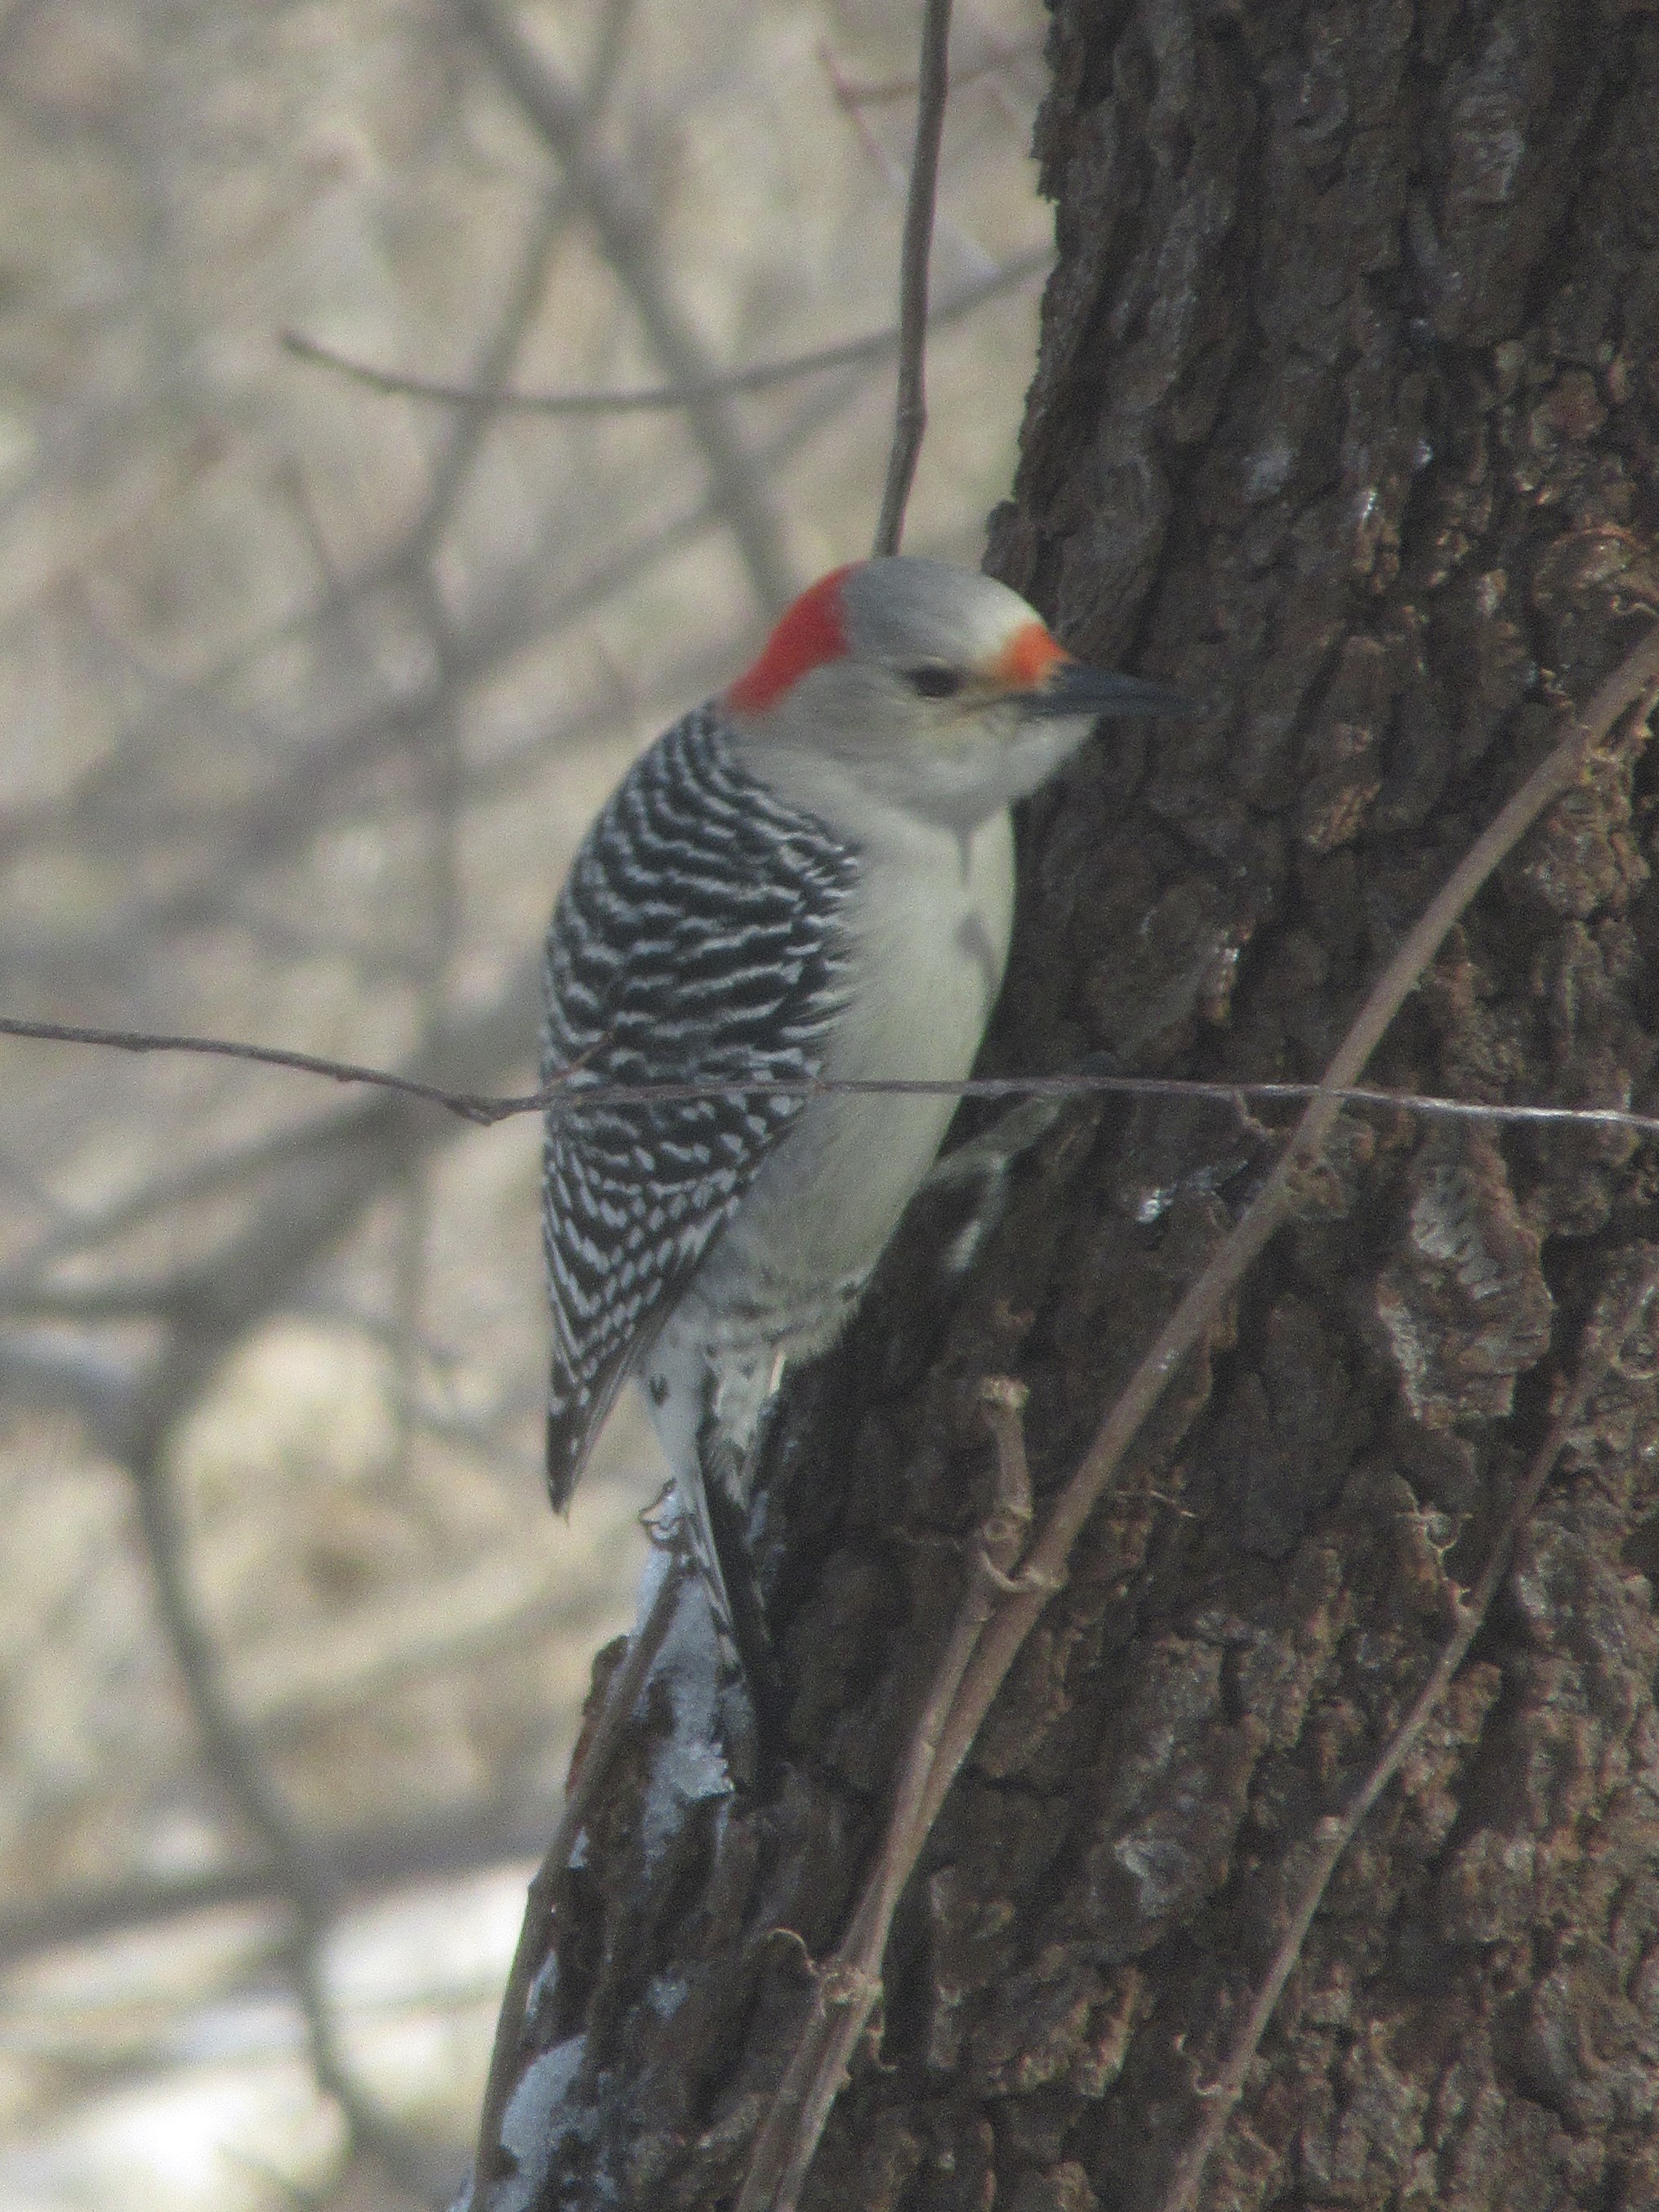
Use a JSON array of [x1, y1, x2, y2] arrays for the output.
[[499, 4, 1659, 2206]]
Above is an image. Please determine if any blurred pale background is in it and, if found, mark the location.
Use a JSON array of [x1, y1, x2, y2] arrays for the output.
[[0, 2, 1051, 2203]]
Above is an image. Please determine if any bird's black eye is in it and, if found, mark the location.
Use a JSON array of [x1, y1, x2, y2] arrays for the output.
[[903, 665, 964, 700]]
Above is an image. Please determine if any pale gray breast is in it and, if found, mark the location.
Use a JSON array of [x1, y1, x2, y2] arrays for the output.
[[697, 804, 1016, 1314]]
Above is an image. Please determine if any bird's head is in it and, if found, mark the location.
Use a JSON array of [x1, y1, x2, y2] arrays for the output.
[[722, 556, 1191, 827]]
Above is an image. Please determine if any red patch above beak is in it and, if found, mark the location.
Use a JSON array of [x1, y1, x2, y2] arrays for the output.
[[992, 620, 1068, 691]]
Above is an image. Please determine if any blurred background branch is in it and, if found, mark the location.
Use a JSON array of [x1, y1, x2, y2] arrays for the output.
[[0, 2, 1053, 2205]]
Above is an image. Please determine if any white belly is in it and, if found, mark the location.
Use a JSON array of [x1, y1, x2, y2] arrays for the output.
[[716, 805, 1011, 1300], [644, 805, 1015, 1474]]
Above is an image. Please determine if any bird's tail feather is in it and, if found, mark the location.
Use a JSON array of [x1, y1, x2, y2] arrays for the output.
[[678, 1441, 786, 1779]]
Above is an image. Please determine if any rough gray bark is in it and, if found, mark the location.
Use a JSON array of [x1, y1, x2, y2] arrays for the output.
[[501, 4, 1659, 2207]]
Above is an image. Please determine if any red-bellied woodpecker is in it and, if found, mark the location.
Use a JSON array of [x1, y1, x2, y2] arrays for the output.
[[540, 557, 1188, 1721]]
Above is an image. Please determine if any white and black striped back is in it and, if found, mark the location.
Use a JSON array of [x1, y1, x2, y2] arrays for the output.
[[539, 705, 860, 1506]]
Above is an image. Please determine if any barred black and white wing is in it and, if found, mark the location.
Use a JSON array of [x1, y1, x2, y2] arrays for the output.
[[540, 706, 859, 1507]]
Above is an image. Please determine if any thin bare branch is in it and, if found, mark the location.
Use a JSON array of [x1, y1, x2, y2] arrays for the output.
[[407, 185, 575, 564], [0, 1015, 512, 1122], [129, 1438, 448, 2202], [734, 625, 1659, 2210], [0, 1331, 133, 1441], [823, 35, 1037, 111], [1150, 1244, 1659, 2212], [400, 1, 632, 568], [12, 1008, 1659, 1151], [454, 0, 797, 613], [872, 0, 953, 557], [282, 251, 1049, 417], [296, 1934, 453, 2205], [0, 1803, 555, 1969]]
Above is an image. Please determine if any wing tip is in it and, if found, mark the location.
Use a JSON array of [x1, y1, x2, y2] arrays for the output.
[[546, 1402, 584, 1512]]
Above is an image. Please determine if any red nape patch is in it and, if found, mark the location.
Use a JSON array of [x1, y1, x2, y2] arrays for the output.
[[993, 619, 1068, 690], [725, 564, 858, 712]]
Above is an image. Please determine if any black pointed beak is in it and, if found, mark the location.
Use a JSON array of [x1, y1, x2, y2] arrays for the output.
[[1022, 661, 1198, 720]]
